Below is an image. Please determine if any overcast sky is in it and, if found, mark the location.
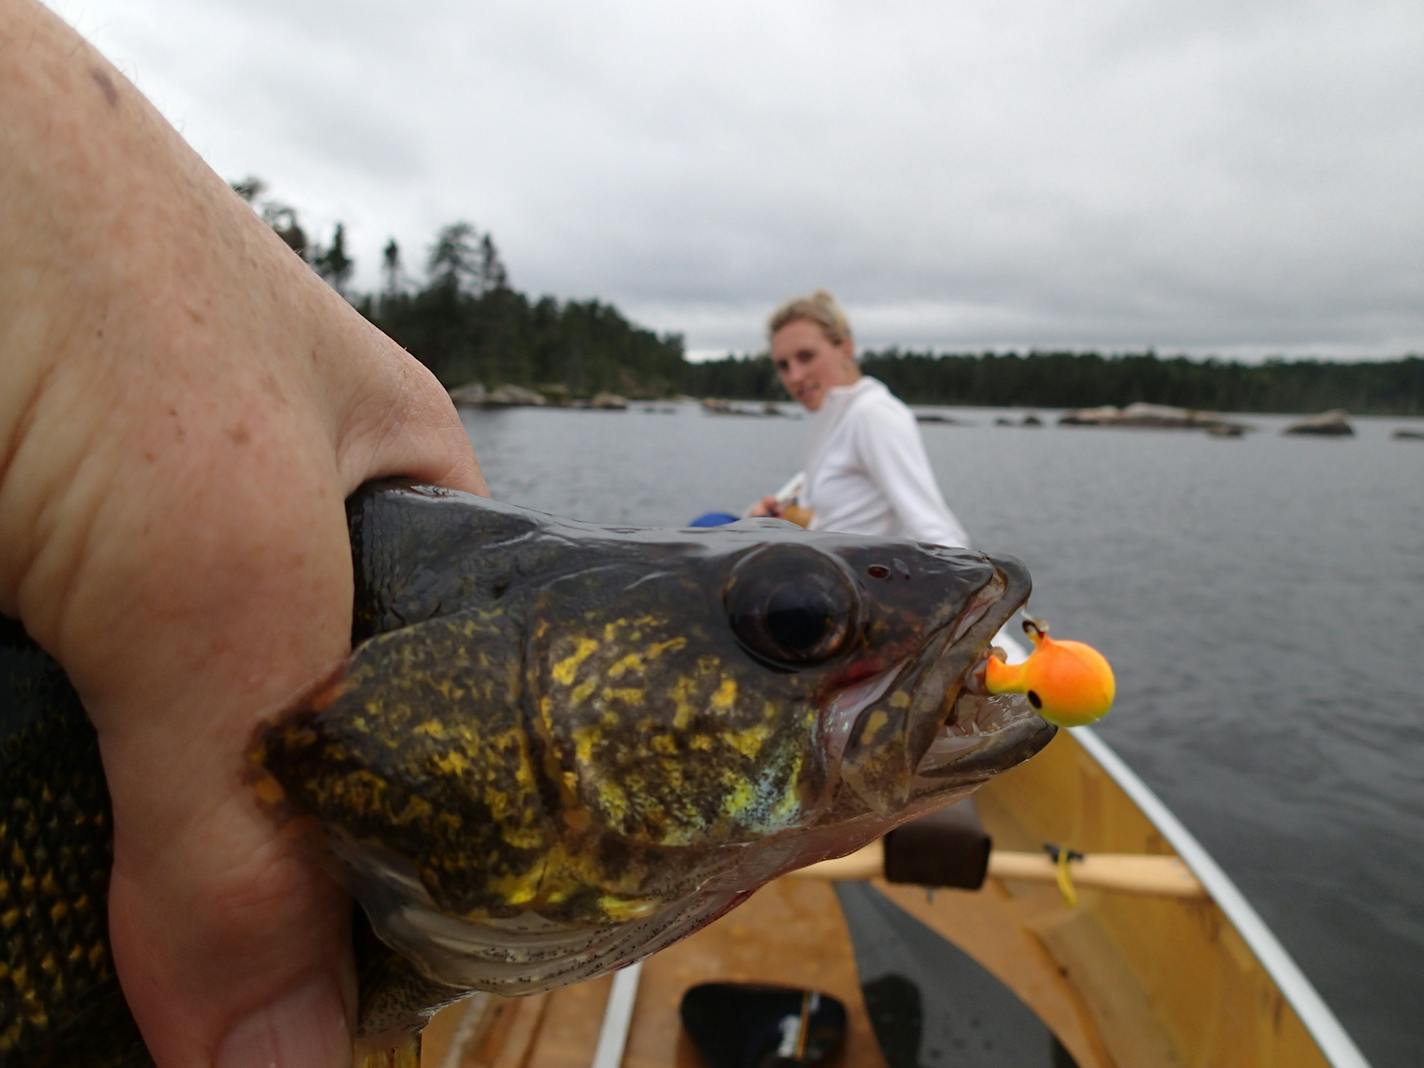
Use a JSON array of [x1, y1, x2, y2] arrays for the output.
[[48, 0, 1424, 360]]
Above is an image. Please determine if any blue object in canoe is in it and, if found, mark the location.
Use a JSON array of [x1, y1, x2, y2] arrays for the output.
[[689, 512, 740, 527]]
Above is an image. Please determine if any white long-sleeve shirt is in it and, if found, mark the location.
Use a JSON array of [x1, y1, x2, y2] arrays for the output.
[[801, 377, 971, 548]]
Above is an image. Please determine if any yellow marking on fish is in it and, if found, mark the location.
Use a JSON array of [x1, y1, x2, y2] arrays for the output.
[[601, 687, 645, 706], [710, 677, 737, 711], [590, 895, 655, 922], [394, 795, 434, 824], [499, 820, 545, 850], [514, 748, 536, 785], [573, 726, 601, 766], [607, 651, 643, 679], [725, 723, 770, 759], [434, 750, 470, 776], [889, 691, 911, 709], [597, 780, 630, 823], [689, 734, 713, 751], [486, 865, 546, 907], [601, 618, 646, 643], [771, 753, 807, 823], [553, 637, 601, 685], [860, 709, 890, 744], [650, 733, 676, 755], [671, 677, 699, 729], [721, 778, 754, 818], [571, 679, 597, 705], [415, 718, 448, 739], [609, 637, 675, 679]]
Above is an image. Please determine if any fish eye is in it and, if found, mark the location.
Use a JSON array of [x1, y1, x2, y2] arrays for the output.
[[725, 547, 861, 665]]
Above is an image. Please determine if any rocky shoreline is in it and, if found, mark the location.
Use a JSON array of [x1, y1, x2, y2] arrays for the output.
[[449, 384, 1424, 439], [1056, 403, 1359, 436], [449, 382, 636, 410]]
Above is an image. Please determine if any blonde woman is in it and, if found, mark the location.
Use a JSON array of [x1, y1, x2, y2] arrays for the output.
[[748, 290, 971, 548]]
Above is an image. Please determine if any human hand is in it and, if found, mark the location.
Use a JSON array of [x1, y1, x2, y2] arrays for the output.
[[744, 495, 783, 518], [0, 3, 483, 1064]]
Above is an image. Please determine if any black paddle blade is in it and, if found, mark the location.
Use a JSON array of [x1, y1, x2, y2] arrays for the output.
[[835, 883, 1080, 1068], [679, 982, 848, 1067]]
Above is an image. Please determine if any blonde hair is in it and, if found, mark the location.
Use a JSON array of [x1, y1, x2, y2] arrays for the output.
[[768, 289, 852, 346]]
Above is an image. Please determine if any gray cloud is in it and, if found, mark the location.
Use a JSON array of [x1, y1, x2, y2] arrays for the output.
[[51, 0, 1424, 358]]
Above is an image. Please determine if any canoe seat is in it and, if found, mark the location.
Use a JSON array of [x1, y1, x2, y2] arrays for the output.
[[882, 800, 991, 890]]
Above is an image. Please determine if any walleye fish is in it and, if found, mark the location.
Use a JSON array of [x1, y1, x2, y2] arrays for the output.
[[1, 482, 1055, 1065]]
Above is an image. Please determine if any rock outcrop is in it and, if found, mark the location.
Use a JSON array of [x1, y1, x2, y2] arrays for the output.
[[1282, 410, 1354, 436], [1059, 403, 1250, 434]]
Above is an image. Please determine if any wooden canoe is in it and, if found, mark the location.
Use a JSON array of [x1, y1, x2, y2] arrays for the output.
[[418, 727, 1371, 1067]]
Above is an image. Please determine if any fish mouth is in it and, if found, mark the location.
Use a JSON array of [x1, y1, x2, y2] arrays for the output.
[[910, 555, 1056, 791], [833, 554, 1055, 812]]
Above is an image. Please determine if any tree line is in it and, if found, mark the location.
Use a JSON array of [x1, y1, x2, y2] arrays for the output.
[[233, 178, 686, 397], [235, 179, 1423, 415], [686, 349, 1424, 415]]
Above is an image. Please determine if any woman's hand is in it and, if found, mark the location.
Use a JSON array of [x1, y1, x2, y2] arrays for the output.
[[743, 495, 783, 518], [0, 3, 483, 1063]]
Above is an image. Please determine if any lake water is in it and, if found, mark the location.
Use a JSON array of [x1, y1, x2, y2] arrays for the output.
[[460, 401, 1423, 1068]]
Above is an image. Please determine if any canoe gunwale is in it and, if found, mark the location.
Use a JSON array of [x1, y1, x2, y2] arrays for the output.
[[1072, 726, 1372, 1068]]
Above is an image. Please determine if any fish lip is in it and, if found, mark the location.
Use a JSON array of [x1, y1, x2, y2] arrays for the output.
[[912, 698, 1056, 788]]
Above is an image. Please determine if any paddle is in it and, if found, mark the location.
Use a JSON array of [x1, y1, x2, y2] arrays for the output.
[[834, 882, 1080, 1068]]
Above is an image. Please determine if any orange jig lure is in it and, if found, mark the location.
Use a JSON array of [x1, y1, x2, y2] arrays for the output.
[[984, 617, 1115, 727]]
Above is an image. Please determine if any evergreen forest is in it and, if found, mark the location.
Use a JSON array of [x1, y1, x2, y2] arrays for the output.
[[236, 180, 1424, 417]]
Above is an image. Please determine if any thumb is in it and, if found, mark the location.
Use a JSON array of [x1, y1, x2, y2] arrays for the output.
[[61, 461, 366, 1066]]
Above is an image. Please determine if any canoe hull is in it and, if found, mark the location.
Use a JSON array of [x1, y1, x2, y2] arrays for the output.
[[421, 728, 1368, 1067]]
